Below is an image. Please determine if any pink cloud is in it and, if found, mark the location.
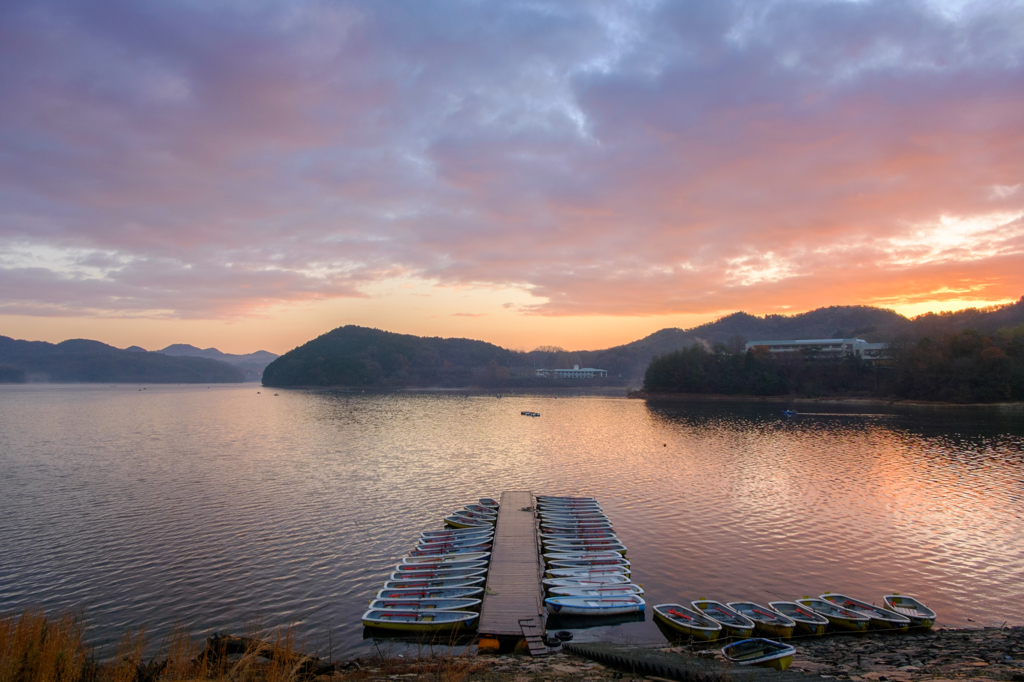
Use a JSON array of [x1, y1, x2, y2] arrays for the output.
[[0, 0, 1022, 321]]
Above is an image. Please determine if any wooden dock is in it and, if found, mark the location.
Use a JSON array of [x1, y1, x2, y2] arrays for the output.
[[478, 490, 546, 654]]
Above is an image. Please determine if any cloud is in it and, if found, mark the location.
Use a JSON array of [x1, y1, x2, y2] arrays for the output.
[[1, 0, 1022, 321]]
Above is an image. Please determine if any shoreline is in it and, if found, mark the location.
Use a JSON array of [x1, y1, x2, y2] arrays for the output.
[[339, 626, 1024, 681], [632, 392, 1024, 414]]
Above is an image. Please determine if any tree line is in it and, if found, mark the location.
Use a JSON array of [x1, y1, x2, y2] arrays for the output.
[[643, 325, 1024, 403]]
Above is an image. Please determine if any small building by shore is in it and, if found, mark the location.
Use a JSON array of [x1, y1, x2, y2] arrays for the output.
[[535, 365, 608, 379]]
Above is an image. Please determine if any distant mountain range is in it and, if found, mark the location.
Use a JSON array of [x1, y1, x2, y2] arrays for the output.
[[0, 337, 245, 384], [4, 298, 1021, 387], [152, 344, 278, 381], [263, 298, 1024, 388]]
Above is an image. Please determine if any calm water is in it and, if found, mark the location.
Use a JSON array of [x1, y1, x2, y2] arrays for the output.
[[1, 385, 1023, 657]]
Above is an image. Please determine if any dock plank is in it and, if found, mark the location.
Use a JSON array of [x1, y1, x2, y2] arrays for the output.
[[479, 491, 545, 640]]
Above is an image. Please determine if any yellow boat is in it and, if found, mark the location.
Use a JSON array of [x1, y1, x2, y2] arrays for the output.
[[691, 599, 755, 639], [820, 593, 911, 633], [769, 601, 829, 636], [721, 638, 796, 671], [361, 608, 478, 632], [653, 604, 721, 642], [727, 601, 796, 639], [796, 597, 869, 632]]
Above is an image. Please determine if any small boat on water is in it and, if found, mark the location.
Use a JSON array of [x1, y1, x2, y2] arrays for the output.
[[463, 504, 495, 515], [521, 411, 540, 417], [545, 566, 630, 579], [417, 536, 492, 549], [691, 600, 756, 639], [820, 593, 911, 632], [541, 531, 618, 541], [768, 601, 829, 636], [382, 576, 486, 590], [368, 598, 482, 611], [543, 550, 624, 563], [361, 609, 478, 632], [478, 498, 499, 508], [545, 595, 645, 616], [795, 598, 869, 632], [541, 521, 613, 531], [539, 511, 608, 520], [544, 540, 627, 555], [376, 586, 483, 600], [727, 602, 796, 639], [537, 496, 596, 503], [548, 584, 644, 597], [543, 574, 632, 587], [443, 514, 493, 529], [453, 508, 496, 520], [652, 604, 722, 641], [721, 638, 796, 671], [408, 544, 492, 557], [389, 567, 487, 581], [420, 527, 492, 540], [404, 550, 490, 563], [394, 560, 487, 571], [547, 558, 631, 571], [883, 594, 936, 629], [540, 497, 602, 507]]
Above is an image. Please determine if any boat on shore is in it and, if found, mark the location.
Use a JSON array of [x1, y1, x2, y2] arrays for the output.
[[883, 594, 936, 629], [721, 638, 796, 671], [820, 593, 911, 632], [545, 595, 645, 616], [726, 602, 796, 639], [361, 609, 478, 632], [768, 601, 829, 636], [795, 598, 869, 632], [691, 600, 755, 639], [653, 604, 722, 641]]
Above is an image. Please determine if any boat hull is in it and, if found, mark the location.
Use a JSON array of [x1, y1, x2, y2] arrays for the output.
[[361, 609, 478, 632], [722, 639, 796, 671], [545, 596, 645, 616], [653, 604, 721, 642]]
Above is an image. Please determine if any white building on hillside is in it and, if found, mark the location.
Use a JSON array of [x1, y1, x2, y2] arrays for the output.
[[744, 338, 889, 364], [536, 365, 608, 379]]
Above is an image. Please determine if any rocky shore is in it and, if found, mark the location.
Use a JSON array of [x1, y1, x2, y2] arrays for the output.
[[337, 627, 1024, 681]]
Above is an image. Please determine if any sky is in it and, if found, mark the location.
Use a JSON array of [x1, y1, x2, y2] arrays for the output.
[[1, 0, 1023, 354]]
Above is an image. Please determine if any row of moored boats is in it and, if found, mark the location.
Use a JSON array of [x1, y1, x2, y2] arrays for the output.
[[361, 497, 502, 632], [535, 496, 645, 617], [653, 593, 937, 670]]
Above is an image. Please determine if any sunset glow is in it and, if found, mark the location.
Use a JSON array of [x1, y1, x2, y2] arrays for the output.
[[2, 0, 1023, 354]]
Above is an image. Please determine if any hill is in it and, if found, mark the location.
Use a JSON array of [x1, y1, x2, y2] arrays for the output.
[[157, 344, 278, 381], [263, 299, 1024, 389], [262, 326, 518, 388], [0, 336, 245, 383]]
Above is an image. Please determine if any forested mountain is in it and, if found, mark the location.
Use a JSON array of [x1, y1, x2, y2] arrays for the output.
[[0, 336, 244, 383], [262, 325, 519, 388], [261, 298, 1024, 389], [157, 344, 278, 381]]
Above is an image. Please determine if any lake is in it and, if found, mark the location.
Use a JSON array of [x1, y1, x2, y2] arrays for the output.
[[1, 384, 1022, 658]]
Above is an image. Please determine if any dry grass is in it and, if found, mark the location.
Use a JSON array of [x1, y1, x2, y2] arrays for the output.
[[0, 608, 89, 682]]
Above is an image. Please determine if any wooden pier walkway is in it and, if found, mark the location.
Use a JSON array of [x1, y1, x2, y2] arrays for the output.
[[478, 490, 546, 655]]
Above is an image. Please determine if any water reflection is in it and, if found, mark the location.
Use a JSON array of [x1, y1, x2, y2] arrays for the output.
[[0, 386, 1022, 659]]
